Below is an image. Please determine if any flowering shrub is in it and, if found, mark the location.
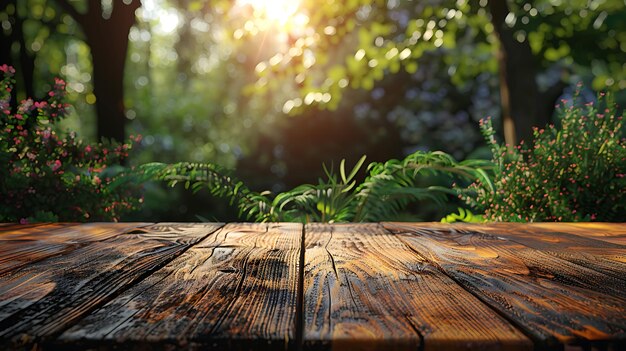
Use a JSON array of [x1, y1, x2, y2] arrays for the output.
[[0, 65, 143, 222], [465, 89, 626, 222]]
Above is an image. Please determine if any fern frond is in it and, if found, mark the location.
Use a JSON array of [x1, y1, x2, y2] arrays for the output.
[[140, 162, 274, 222], [352, 151, 493, 222], [441, 208, 486, 223], [143, 150, 494, 223]]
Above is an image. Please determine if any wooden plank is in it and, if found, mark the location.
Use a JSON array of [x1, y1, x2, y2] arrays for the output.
[[389, 222, 626, 282], [0, 222, 152, 276], [303, 223, 531, 351], [0, 223, 221, 350], [408, 222, 626, 246], [0, 222, 76, 236], [0, 223, 46, 231], [59, 223, 302, 350], [528, 223, 626, 246], [475, 224, 626, 280], [384, 223, 626, 350]]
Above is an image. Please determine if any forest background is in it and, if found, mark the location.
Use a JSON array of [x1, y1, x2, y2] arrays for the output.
[[2, 0, 625, 221]]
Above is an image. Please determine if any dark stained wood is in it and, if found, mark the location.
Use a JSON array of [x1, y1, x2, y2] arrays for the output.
[[0, 222, 151, 276], [59, 223, 302, 350], [0, 222, 77, 236], [384, 222, 626, 350], [412, 222, 626, 246], [0, 222, 51, 232], [476, 223, 626, 281], [1, 222, 625, 350], [528, 223, 626, 246], [0, 223, 221, 350], [387, 222, 626, 283], [303, 223, 531, 351]]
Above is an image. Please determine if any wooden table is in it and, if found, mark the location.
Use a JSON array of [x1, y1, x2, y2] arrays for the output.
[[0, 222, 624, 350]]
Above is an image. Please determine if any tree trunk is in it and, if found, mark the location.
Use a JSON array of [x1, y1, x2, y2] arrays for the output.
[[16, 17, 35, 100], [55, 0, 140, 142], [0, 0, 17, 109], [87, 29, 131, 143], [1, 0, 35, 105], [488, 0, 542, 145]]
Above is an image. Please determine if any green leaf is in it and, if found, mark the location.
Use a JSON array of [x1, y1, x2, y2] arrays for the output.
[[347, 155, 367, 183]]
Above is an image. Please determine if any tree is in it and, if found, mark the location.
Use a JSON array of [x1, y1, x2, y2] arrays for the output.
[[245, 0, 626, 145], [1, 0, 63, 105], [55, 0, 140, 142]]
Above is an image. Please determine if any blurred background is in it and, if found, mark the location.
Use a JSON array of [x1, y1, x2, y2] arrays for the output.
[[2, 0, 625, 221]]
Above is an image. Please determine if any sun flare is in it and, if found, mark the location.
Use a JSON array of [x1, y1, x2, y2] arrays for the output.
[[237, 0, 302, 25]]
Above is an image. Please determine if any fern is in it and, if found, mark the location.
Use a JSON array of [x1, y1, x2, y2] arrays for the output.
[[351, 151, 493, 222], [441, 208, 486, 223], [268, 156, 366, 222], [143, 151, 493, 223], [139, 162, 273, 221]]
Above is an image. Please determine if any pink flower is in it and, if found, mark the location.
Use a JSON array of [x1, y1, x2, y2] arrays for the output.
[[19, 218, 28, 224], [51, 160, 62, 172], [0, 64, 16, 74]]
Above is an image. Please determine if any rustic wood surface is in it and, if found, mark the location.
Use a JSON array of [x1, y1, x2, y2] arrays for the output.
[[0, 223, 221, 350], [383, 222, 626, 350], [60, 223, 301, 350], [303, 223, 530, 351], [0, 223, 150, 276], [0, 222, 625, 350]]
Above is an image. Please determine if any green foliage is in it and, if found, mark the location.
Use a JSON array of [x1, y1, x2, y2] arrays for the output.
[[466, 90, 626, 222], [440, 208, 485, 223], [352, 152, 492, 222], [146, 151, 491, 223], [0, 65, 142, 222], [138, 161, 270, 221]]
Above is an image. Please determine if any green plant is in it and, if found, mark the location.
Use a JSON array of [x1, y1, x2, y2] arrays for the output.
[[440, 208, 485, 223], [465, 90, 626, 222], [144, 151, 491, 223], [0, 65, 142, 222]]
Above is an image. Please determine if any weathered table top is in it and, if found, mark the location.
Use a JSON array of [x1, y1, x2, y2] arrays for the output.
[[0, 222, 624, 350]]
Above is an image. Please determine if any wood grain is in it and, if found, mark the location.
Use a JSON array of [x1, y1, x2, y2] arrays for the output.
[[387, 222, 626, 282], [528, 223, 626, 246], [0, 223, 221, 349], [384, 222, 626, 349], [303, 223, 531, 351], [59, 223, 302, 350], [0, 223, 76, 237], [0, 222, 52, 232], [407, 222, 626, 246], [475, 224, 626, 281], [0, 222, 151, 276]]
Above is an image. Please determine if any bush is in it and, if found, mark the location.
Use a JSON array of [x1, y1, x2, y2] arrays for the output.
[[466, 89, 626, 222], [0, 65, 143, 222]]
